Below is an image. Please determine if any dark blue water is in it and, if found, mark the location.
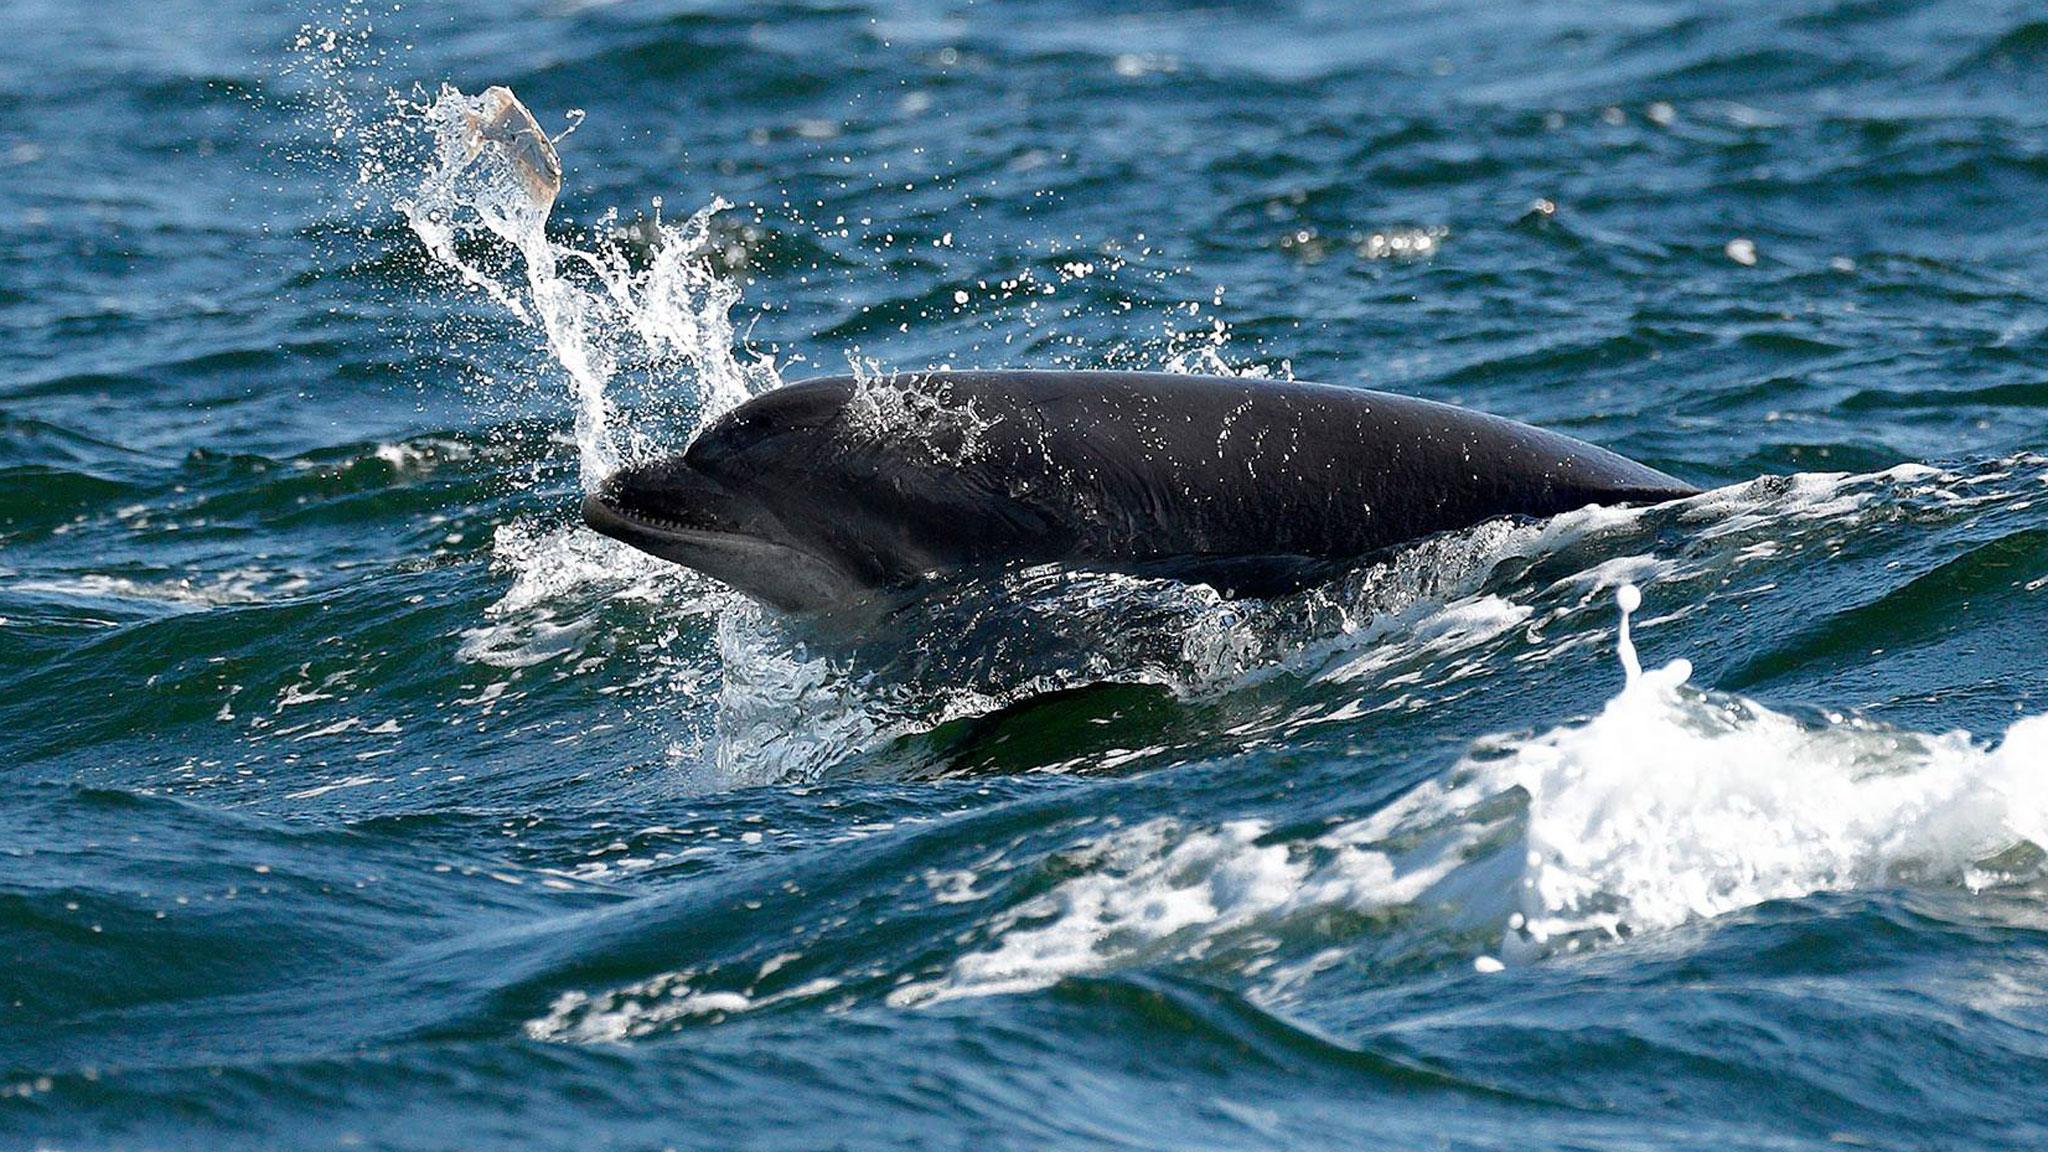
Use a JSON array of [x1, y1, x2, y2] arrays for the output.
[[6, 1, 2048, 1148]]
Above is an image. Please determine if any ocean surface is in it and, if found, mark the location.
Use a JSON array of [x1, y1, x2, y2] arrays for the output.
[[6, 0, 2048, 1147]]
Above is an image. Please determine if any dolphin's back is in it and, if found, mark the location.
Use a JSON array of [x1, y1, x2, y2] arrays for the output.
[[679, 371, 1694, 598]]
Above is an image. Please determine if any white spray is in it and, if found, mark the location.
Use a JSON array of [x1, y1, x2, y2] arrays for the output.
[[395, 85, 772, 486]]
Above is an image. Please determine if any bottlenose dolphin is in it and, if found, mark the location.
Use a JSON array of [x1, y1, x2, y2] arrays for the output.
[[580, 370, 1695, 612]]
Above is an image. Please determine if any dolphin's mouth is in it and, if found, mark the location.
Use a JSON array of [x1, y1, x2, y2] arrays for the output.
[[580, 490, 721, 548], [580, 459, 868, 613], [583, 458, 758, 541]]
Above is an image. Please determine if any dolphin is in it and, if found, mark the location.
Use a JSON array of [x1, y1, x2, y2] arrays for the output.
[[580, 370, 1697, 612]]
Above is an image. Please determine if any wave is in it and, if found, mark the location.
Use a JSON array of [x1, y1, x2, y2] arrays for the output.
[[516, 579, 2048, 1048], [517, 595, 2046, 1047], [456, 447, 2048, 1051]]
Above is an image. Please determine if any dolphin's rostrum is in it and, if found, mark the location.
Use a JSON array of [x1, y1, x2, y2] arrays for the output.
[[582, 371, 1697, 612]]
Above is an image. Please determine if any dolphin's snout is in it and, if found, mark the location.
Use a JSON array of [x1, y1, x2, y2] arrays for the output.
[[582, 458, 756, 540], [580, 490, 622, 536], [579, 455, 863, 613]]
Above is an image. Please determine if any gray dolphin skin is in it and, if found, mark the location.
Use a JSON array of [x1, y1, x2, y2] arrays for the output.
[[581, 370, 1698, 613]]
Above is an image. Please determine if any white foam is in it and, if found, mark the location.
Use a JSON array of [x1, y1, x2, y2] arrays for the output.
[[892, 808, 1473, 1006], [457, 520, 723, 670], [12, 569, 300, 612], [1480, 656, 2048, 952], [893, 586, 2048, 1006], [524, 968, 842, 1043]]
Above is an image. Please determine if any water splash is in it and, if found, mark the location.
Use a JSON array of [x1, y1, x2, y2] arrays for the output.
[[395, 85, 774, 485], [842, 360, 1002, 467], [886, 584, 2048, 1006], [388, 84, 782, 717], [1614, 582, 1643, 685], [706, 515, 1546, 786], [1477, 615, 2048, 958]]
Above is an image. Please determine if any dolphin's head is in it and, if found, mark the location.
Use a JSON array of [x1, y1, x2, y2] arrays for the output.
[[581, 455, 869, 613]]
